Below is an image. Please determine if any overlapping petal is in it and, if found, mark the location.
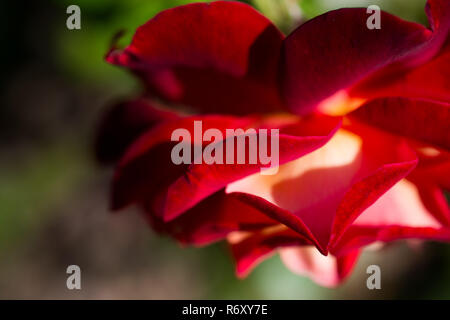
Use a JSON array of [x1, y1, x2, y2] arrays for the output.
[[228, 156, 450, 285], [227, 123, 450, 284], [331, 176, 450, 254], [107, 1, 285, 115], [146, 191, 279, 246], [279, 247, 360, 287], [99, 0, 450, 287], [407, 149, 450, 225], [95, 98, 179, 163], [112, 114, 342, 223], [349, 97, 450, 151], [412, 150, 450, 191], [229, 226, 315, 277], [282, 0, 450, 115], [226, 125, 418, 251], [350, 42, 450, 104], [229, 225, 360, 286], [111, 114, 257, 210]]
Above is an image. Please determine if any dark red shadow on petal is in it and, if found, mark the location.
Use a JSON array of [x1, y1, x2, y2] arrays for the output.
[[107, 1, 286, 115], [161, 116, 342, 221], [144, 191, 279, 246], [333, 225, 450, 256], [111, 141, 188, 211], [349, 97, 450, 151], [110, 115, 266, 212], [230, 228, 314, 278], [281, 7, 431, 115], [95, 99, 178, 164], [350, 42, 450, 103], [227, 123, 418, 252]]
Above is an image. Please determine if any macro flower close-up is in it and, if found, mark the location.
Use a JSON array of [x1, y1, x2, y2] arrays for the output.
[[1, 0, 449, 302], [98, 0, 450, 287]]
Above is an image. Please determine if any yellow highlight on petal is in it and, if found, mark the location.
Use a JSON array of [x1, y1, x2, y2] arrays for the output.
[[417, 146, 441, 157], [318, 90, 367, 116]]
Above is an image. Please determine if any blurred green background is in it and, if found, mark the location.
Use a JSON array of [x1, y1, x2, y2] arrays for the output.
[[1, 0, 449, 299]]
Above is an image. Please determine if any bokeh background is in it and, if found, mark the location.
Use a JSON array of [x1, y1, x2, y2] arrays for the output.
[[1, 0, 449, 299]]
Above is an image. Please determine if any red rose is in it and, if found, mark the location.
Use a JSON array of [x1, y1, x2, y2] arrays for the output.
[[97, 0, 450, 286]]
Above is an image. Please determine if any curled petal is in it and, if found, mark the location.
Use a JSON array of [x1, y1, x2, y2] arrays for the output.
[[328, 156, 419, 248], [408, 150, 450, 225], [281, 8, 429, 114], [332, 179, 450, 255], [95, 98, 178, 163], [349, 97, 450, 151], [279, 247, 360, 287], [107, 1, 285, 114], [162, 116, 341, 221], [229, 227, 314, 278], [230, 192, 324, 253], [351, 43, 450, 104], [111, 115, 257, 210], [282, 0, 450, 115], [146, 191, 279, 246], [335, 226, 450, 256], [112, 115, 341, 222], [229, 227, 359, 286], [227, 125, 418, 250], [413, 150, 450, 191]]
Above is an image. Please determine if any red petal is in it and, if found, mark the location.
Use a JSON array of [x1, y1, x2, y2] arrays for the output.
[[414, 151, 450, 191], [412, 183, 450, 226], [328, 157, 418, 249], [332, 178, 450, 255], [230, 191, 323, 254], [229, 227, 359, 286], [111, 115, 256, 210], [418, 0, 450, 60], [282, 0, 450, 115], [107, 1, 285, 115], [161, 115, 341, 221], [95, 98, 178, 164], [281, 8, 430, 115], [334, 226, 450, 256], [227, 125, 417, 250], [349, 97, 450, 151], [408, 150, 450, 225], [350, 43, 450, 104], [119, 115, 256, 166], [111, 115, 341, 219], [279, 247, 360, 287], [145, 191, 279, 246], [229, 227, 314, 278]]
